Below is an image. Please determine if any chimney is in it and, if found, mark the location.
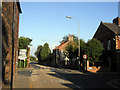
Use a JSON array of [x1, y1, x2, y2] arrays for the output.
[[61, 41, 64, 44], [113, 17, 120, 26], [68, 34, 73, 41]]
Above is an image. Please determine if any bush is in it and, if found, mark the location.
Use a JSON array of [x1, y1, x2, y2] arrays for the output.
[[18, 59, 28, 68]]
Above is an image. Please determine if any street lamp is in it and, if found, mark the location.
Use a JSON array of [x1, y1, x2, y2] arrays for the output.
[[66, 16, 81, 70]]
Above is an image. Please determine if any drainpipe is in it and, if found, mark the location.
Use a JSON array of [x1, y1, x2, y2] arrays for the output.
[[10, 1, 16, 90]]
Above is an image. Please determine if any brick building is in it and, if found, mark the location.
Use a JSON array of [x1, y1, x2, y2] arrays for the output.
[[53, 34, 74, 67], [93, 17, 120, 72], [2, 1, 22, 87]]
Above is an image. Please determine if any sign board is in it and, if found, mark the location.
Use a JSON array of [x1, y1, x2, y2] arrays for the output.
[[83, 54, 87, 59], [18, 49, 27, 60]]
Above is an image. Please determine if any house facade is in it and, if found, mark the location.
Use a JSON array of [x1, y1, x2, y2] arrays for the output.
[[53, 34, 74, 67], [93, 17, 120, 72], [2, 2, 22, 87]]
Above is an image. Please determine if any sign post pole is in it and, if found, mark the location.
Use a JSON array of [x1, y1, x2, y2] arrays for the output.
[[83, 54, 87, 72], [86, 59, 87, 72]]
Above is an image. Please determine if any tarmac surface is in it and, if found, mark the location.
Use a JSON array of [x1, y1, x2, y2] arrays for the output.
[[13, 62, 120, 89]]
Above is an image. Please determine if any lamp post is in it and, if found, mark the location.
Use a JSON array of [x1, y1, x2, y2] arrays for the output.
[[66, 16, 81, 70]]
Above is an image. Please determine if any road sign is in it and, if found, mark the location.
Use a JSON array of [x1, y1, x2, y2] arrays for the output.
[[83, 54, 87, 59]]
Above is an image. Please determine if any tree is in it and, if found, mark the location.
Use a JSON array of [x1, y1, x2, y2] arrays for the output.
[[30, 56, 36, 61], [86, 38, 104, 66], [65, 41, 78, 60], [34, 45, 43, 60], [65, 39, 87, 63], [40, 43, 51, 60], [19, 37, 32, 49], [79, 39, 87, 59]]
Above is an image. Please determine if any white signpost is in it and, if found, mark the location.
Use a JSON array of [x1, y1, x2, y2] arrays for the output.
[[18, 49, 27, 68]]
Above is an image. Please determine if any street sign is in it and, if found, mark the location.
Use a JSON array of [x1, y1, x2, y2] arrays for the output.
[[83, 54, 87, 59], [18, 49, 27, 60]]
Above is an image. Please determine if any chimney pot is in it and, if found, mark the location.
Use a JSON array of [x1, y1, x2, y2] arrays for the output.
[[113, 17, 120, 26]]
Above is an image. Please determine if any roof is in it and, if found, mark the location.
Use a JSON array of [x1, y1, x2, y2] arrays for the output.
[[17, 2, 22, 13], [102, 22, 120, 34], [54, 41, 67, 50]]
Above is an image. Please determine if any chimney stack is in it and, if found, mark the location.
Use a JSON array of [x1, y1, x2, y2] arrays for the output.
[[68, 34, 73, 41], [113, 17, 120, 26]]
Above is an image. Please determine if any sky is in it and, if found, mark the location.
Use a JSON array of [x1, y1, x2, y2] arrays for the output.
[[19, 2, 118, 56]]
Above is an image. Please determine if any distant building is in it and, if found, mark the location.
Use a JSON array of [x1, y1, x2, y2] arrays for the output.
[[2, 1, 22, 87], [93, 17, 120, 72], [53, 34, 74, 66]]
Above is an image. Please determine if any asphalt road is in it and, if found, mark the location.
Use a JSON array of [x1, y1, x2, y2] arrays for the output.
[[30, 62, 82, 89], [13, 62, 120, 89], [30, 62, 120, 89]]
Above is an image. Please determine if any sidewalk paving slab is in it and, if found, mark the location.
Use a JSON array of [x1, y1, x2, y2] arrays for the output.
[[13, 68, 33, 88]]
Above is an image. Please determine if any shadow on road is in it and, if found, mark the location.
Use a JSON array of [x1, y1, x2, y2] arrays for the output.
[[47, 70, 120, 89], [30, 63, 120, 89]]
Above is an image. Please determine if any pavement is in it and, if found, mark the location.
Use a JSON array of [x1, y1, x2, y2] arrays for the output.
[[13, 62, 120, 89], [13, 68, 32, 88]]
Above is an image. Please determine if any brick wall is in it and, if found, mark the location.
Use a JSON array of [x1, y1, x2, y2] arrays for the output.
[[94, 23, 116, 51], [2, 2, 20, 87], [116, 51, 120, 72], [94, 23, 117, 71], [2, 2, 13, 85], [116, 35, 120, 49]]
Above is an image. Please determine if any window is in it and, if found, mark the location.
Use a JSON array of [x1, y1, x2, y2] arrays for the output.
[[108, 40, 111, 50]]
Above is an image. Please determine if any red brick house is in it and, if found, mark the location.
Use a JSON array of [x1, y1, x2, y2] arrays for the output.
[[2, 1, 22, 87], [53, 34, 74, 67], [93, 17, 120, 72]]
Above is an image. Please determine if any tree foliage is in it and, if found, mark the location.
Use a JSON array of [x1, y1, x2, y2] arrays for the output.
[[35, 43, 51, 62], [41, 43, 51, 60], [86, 38, 104, 65], [63, 35, 103, 66], [65, 39, 86, 61], [65, 41, 78, 60], [30, 56, 36, 61], [19, 37, 32, 49], [34, 45, 43, 58]]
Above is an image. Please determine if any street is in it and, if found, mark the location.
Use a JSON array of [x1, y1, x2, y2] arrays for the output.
[[13, 62, 120, 89]]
